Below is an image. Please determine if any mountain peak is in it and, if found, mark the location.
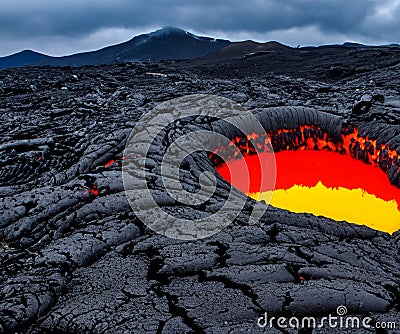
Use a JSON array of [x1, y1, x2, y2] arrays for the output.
[[18, 49, 35, 54], [14, 50, 43, 56], [149, 26, 187, 37], [0, 27, 231, 69], [0, 49, 52, 69], [342, 42, 367, 48]]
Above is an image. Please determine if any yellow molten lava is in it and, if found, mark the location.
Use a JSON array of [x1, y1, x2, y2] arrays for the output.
[[249, 182, 400, 234]]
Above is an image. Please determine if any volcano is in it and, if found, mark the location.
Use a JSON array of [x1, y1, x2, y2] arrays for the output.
[[0, 27, 230, 69]]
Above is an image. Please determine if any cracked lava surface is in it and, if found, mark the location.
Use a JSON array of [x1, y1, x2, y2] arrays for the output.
[[1, 47, 400, 333]]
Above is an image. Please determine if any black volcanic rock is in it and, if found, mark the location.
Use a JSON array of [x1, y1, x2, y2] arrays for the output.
[[0, 27, 230, 69], [1, 47, 400, 333], [352, 95, 373, 115]]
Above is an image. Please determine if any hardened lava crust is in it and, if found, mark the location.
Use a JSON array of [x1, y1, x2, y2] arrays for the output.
[[1, 47, 400, 333]]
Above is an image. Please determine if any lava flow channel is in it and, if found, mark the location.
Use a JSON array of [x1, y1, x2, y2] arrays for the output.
[[216, 147, 400, 234]]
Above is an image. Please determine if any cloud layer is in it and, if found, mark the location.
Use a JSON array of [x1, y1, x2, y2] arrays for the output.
[[0, 0, 399, 56]]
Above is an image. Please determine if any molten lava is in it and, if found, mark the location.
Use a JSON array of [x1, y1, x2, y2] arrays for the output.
[[88, 185, 99, 197], [105, 156, 125, 168], [105, 159, 116, 168], [213, 125, 400, 234]]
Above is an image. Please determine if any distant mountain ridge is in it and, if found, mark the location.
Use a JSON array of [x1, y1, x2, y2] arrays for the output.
[[0, 27, 230, 69], [0, 50, 53, 69], [204, 40, 292, 61], [1, 27, 399, 70]]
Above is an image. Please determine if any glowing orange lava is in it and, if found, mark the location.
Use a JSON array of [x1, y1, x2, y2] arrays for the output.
[[105, 159, 116, 168], [105, 156, 125, 168], [88, 185, 99, 197], [213, 126, 400, 234]]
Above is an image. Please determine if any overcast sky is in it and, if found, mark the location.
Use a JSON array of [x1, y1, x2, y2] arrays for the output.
[[0, 0, 399, 56]]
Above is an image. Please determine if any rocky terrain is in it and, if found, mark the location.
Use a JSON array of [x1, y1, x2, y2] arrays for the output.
[[1, 46, 400, 333]]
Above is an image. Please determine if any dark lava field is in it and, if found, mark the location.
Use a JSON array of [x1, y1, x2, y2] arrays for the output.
[[1, 46, 400, 333]]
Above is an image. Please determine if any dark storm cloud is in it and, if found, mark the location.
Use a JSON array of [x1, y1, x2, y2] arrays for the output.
[[0, 0, 399, 55]]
